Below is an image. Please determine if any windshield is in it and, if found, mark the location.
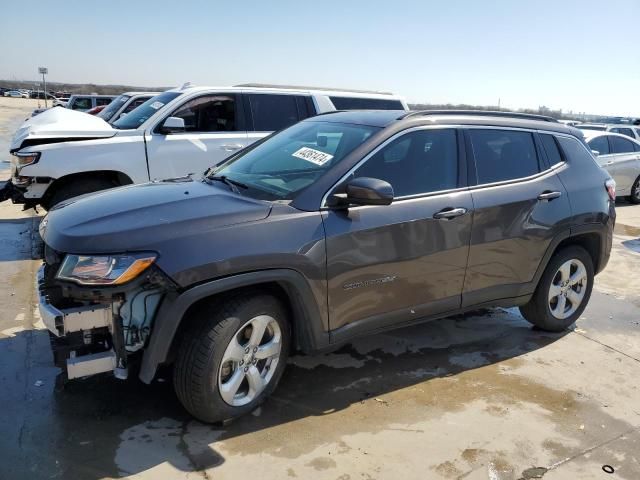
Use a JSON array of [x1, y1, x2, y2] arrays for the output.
[[210, 121, 380, 201], [112, 91, 182, 129], [97, 94, 129, 122]]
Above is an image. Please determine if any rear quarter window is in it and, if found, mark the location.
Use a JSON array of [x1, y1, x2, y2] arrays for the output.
[[556, 136, 599, 168], [540, 134, 563, 165], [329, 96, 404, 110]]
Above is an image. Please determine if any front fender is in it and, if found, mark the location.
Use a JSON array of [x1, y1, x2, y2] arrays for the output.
[[139, 268, 329, 384], [18, 134, 149, 184]]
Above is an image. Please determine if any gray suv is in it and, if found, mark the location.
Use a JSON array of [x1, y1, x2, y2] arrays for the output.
[[38, 110, 615, 423]]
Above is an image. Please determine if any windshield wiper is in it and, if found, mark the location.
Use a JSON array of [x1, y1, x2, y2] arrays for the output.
[[206, 175, 248, 194]]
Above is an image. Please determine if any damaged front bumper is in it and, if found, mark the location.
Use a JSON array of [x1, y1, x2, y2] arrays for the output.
[[36, 265, 165, 380]]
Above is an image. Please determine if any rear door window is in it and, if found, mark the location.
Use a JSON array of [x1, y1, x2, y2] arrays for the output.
[[610, 135, 636, 154], [588, 136, 610, 155], [469, 129, 540, 184], [248, 94, 303, 132], [329, 96, 404, 110]]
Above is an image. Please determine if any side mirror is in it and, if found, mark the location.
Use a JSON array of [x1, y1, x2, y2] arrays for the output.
[[591, 150, 600, 157], [327, 177, 394, 208], [161, 116, 185, 134]]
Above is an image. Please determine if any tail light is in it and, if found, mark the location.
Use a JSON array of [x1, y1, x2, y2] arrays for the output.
[[605, 178, 616, 201]]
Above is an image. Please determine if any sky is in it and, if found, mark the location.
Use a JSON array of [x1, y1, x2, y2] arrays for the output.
[[1, 0, 639, 116]]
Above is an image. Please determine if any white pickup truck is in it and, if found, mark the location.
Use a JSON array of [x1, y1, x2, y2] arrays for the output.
[[2, 84, 408, 209]]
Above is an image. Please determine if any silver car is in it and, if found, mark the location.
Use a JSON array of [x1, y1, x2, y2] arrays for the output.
[[584, 131, 640, 203]]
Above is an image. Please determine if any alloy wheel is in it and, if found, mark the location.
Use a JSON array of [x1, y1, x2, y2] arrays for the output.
[[547, 259, 588, 320], [218, 315, 282, 406]]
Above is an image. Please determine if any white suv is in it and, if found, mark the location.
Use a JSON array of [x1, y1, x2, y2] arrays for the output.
[[3, 84, 408, 209]]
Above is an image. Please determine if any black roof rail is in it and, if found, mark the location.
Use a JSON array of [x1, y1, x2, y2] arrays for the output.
[[399, 110, 559, 123]]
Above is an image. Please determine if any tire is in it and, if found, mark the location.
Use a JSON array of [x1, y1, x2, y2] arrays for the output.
[[630, 175, 640, 204], [43, 177, 117, 210], [519, 246, 594, 332], [173, 293, 290, 423]]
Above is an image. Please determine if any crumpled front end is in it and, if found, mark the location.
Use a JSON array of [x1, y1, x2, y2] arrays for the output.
[[37, 246, 173, 381]]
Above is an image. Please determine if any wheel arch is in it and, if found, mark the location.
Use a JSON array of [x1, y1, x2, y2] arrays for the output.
[[139, 269, 329, 384], [535, 224, 609, 290], [41, 170, 133, 206]]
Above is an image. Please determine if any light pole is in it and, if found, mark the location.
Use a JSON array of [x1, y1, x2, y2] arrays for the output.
[[38, 67, 48, 108]]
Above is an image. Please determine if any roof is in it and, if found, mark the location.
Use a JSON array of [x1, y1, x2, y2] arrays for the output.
[[306, 110, 580, 134], [234, 83, 394, 95], [121, 91, 161, 96], [581, 130, 640, 142], [166, 85, 403, 99]]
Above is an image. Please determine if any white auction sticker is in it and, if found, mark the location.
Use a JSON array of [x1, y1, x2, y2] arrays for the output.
[[149, 101, 164, 110], [292, 147, 334, 165]]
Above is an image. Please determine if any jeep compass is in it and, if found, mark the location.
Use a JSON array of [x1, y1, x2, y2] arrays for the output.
[[37, 110, 615, 422]]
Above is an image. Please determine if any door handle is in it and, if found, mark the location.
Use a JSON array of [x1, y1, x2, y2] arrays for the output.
[[537, 191, 562, 201], [433, 207, 468, 220], [220, 144, 243, 151], [606, 160, 614, 165]]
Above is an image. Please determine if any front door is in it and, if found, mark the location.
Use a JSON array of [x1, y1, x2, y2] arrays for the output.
[[145, 93, 249, 181], [323, 128, 473, 335]]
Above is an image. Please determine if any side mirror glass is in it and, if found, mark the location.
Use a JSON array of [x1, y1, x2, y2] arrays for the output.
[[328, 177, 394, 208], [161, 116, 185, 134]]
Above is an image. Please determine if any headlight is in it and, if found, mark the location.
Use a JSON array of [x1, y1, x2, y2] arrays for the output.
[[14, 151, 40, 168], [56, 253, 157, 286]]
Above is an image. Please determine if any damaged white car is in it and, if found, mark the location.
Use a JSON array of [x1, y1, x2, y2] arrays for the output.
[[1, 84, 408, 209]]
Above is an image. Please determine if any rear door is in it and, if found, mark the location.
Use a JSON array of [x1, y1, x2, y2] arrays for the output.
[[145, 93, 249, 180], [462, 128, 571, 306], [323, 127, 473, 335]]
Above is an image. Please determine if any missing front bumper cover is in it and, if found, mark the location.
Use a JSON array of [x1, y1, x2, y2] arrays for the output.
[[37, 266, 112, 336]]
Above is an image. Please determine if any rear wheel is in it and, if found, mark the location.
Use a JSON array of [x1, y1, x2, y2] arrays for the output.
[[630, 175, 640, 204], [42, 177, 118, 210], [520, 246, 594, 332], [173, 293, 290, 423]]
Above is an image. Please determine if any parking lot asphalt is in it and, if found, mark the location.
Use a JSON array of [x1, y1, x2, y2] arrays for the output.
[[0, 100, 639, 480]]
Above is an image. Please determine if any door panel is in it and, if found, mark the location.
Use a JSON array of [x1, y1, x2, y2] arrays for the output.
[[324, 191, 473, 331], [463, 171, 570, 305], [462, 128, 572, 306], [145, 93, 248, 181]]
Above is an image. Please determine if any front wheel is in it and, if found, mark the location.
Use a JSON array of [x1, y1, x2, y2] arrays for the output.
[[520, 246, 594, 332], [173, 293, 290, 423], [42, 177, 118, 210]]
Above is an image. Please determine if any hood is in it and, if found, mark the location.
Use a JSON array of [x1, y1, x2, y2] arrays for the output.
[[11, 107, 117, 152], [41, 179, 272, 255]]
